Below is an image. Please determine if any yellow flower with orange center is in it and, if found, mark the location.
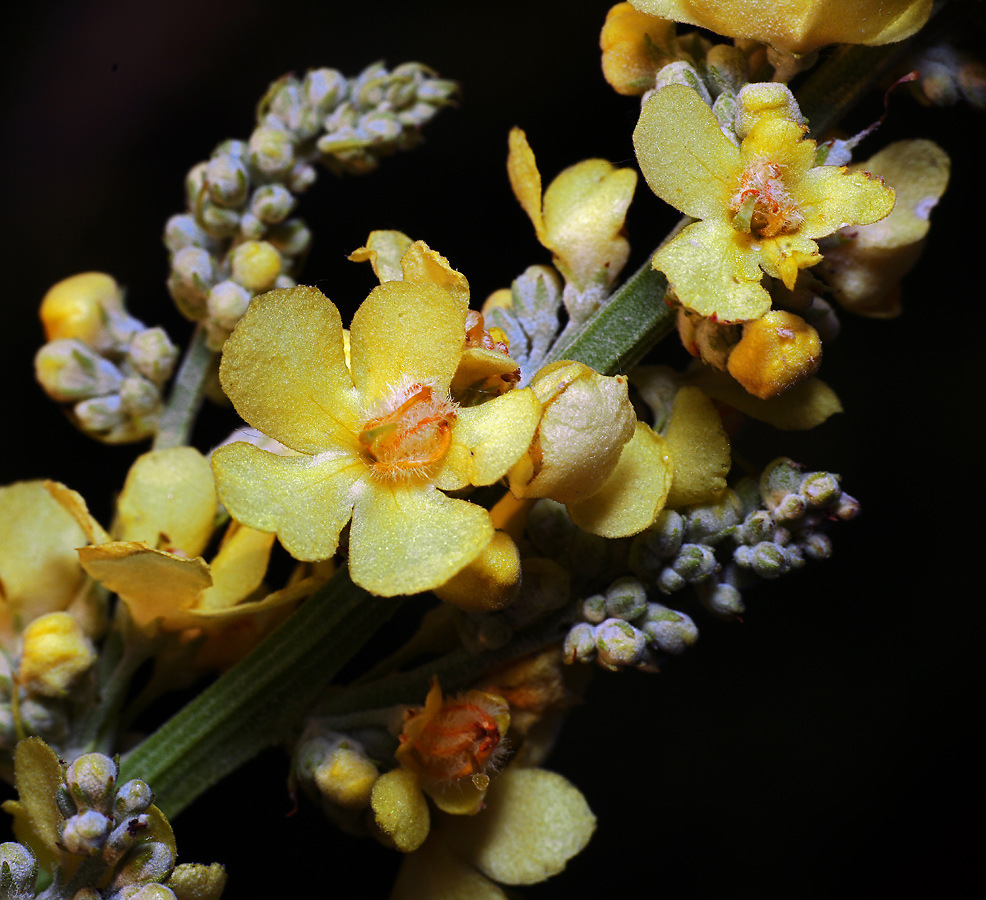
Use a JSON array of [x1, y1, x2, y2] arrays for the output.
[[633, 83, 896, 322], [211, 265, 541, 598]]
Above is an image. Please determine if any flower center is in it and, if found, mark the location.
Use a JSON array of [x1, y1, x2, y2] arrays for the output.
[[358, 381, 457, 479], [730, 159, 804, 239]]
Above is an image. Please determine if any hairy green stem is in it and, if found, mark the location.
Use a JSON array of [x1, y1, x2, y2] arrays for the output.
[[152, 326, 215, 451], [119, 569, 400, 819]]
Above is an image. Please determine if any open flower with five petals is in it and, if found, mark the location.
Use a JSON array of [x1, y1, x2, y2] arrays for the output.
[[211, 276, 541, 597], [633, 83, 896, 322]]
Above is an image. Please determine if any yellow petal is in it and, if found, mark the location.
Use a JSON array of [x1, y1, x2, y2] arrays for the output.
[[799, 165, 895, 238], [44, 481, 110, 544], [630, 0, 932, 55], [435, 388, 541, 492], [349, 281, 466, 408], [443, 768, 596, 886], [399, 240, 471, 308], [78, 543, 211, 630], [0, 481, 88, 635], [689, 367, 842, 430], [542, 160, 636, 290], [507, 128, 546, 244], [212, 442, 364, 563], [633, 84, 739, 221], [663, 386, 730, 507], [433, 531, 521, 613], [509, 362, 636, 504], [196, 521, 275, 612], [653, 220, 771, 322], [348, 230, 413, 284], [371, 768, 431, 853], [219, 285, 360, 456], [116, 447, 217, 558], [348, 482, 493, 597], [569, 422, 673, 538], [391, 832, 509, 900]]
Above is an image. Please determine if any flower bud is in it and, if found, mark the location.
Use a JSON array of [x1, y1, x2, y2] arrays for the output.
[[605, 576, 648, 621], [17, 612, 96, 698], [563, 622, 597, 664], [800, 472, 841, 508], [670, 543, 718, 583], [206, 280, 252, 332], [250, 183, 296, 223], [0, 842, 37, 899], [580, 593, 607, 624], [40, 272, 123, 348], [35, 340, 122, 402], [204, 154, 249, 208], [74, 394, 124, 434], [126, 327, 178, 385], [61, 810, 112, 854], [727, 311, 822, 399], [508, 361, 635, 504], [110, 841, 176, 890], [594, 618, 646, 670], [313, 746, 380, 811], [629, 509, 685, 578], [230, 240, 282, 292], [119, 376, 161, 418], [164, 214, 210, 254], [248, 125, 295, 177], [167, 246, 216, 319], [642, 605, 699, 655]]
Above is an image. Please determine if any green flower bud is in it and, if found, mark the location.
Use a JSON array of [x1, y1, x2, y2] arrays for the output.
[[629, 509, 684, 578], [114, 780, 154, 820], [0, 844, 37, 900], [739, 541, 790, 579], [238, 212, 265, 240], [61, 810, 112, 854], [197, 201, 241, 239], [671, 543, 719, 583], [653, 61, 712, 105], [605, 577, 648, 621], [119, 375, 160, 418], [773, 493, 806, 522], [800, 472, 840, 509], [581, 593, 607, 624], [35, 340, 122, 402], [167, 246, 216, 319], [686, 492, 741, 545], [204, 154, 249, 208], [595, 619, 646, 670], [164, 214, 210, 254], [563, 622, 596, 664], [802, 532, 832, 561], [657, 566, 685, 594], [75, 394, 124, 433], [267, 219, 311, 258], [760, 457, 804, 510], [642, 605, 699, 655], [250, 184, 295, 223], [127, 328, 178, 385], [833, 492, 860, 521], [248, 125, 295, 178], [303, 68, 346, 116], [110, 841, 176, 892], [66, 752, 118, 812], [206, 281, 251, 332], [703, 582, 745, 618], [184, 162, 208, 211], [704, 44, 747, 97], [287, 161, 317, 194], [736, 510, 775, 545]]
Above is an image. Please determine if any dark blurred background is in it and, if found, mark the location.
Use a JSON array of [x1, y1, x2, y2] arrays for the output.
[[2, 1, 981, 897]]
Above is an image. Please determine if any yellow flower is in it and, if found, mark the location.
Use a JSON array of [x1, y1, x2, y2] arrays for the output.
[[211, 275, 541, 597], [726, 309, 822, 399], [16, 613, 96, 698], [629, 0, 932, 55], [507, 128, 636, 302], [816, 139, 950, 318], [0, 482, 95, 656], [390, 767, 595, 897], [633, 83, 895, 322], [56, 449, 314, 669]]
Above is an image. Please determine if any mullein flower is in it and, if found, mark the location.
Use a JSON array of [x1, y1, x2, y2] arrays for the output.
[[600, 2, 678, 96], [390, 766, 595, 896], [211, 254, 541, 597], [816, 139, 950, 317], [633, 83, 896, 322], [507, 128, 637, 322], [53, 449, 317, 671], [628, 0, 932, 55], [0, 482, 101, 704]]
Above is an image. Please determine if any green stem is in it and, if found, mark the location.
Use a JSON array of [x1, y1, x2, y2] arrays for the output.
[[152, 325, 215, 450], [119, 569, 400, 819]]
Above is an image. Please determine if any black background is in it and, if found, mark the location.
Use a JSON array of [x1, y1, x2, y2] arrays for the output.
[[2, 1, 982, 897]]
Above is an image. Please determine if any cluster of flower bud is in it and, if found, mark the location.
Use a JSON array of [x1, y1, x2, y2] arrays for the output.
[[628, 458, 857, 619], [34, 273, 178, 443], [563, 575, 699, 672], [165, 62, 457, 349]]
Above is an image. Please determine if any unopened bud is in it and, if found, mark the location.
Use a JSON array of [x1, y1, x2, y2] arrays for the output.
[[250, 183, 296, 223], [671, 543, 718, 583], [204, 154, 249, 208], [605, 577, 648, 621], [727, 311, 821, 400], [35, 340, 122, 402], [0, 842, 37, 898], [61, 810, 112, 854], [207, 280, 252, 332], [230, 240, 282, 292], [595, 619, 646, 670], [248, 125, 295, 177], [642, 605, 699, 655], [167, 246, 216, 319], [800, 472, 841, 508], [581, 593, 607, 625], [564, 622, 597, 664]]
